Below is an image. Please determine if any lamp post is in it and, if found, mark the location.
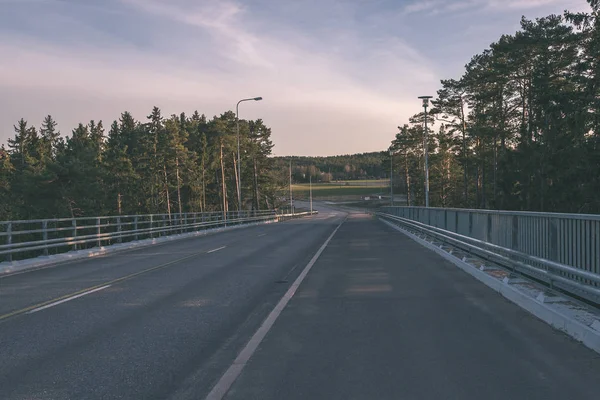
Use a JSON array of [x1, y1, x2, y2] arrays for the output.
[[418, 96, 433, 208], [389, 149, 394, 206], [289, 159, 293, 214], [309, 172, 313, 214], [236, 96, 262, 211]]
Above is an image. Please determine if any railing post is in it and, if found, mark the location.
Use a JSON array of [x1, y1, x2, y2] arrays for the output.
[[455, 212, 459, 234], [549, 218, 558, 262], [6, 222, 12, 262], [72, 219, 78, 251], [134, 216, 139, 241], [184, 213, 188, 233], [96, 217, 102, 247], [162, 215, 166, 236], [117, 216, 122, 243], [468, 213, 473, 237], [42, 220, 49, 256], [444, 210, 448, 230], [511, 215, 519, 251]]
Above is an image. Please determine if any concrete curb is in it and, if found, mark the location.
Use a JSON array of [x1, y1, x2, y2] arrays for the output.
[[0, 219, 277, 277], [380, 217, 600, 355]]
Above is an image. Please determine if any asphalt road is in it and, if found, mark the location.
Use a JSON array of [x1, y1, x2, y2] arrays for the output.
[[223, 213, 600, 400], [0, 207, 344, 400], [1, 206, 600, 400]]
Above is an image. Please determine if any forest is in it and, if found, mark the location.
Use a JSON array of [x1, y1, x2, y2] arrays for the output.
[[0, 108, 280, 220], [273, 152, 387, 183], [389, 1, 600, 213]]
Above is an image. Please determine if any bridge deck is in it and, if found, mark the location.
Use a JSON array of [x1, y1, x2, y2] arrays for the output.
[[0, 207, 599, 399]]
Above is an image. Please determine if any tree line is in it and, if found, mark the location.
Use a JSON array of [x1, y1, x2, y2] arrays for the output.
[[0, 108, 281, 220], [273, 153, 387, 183], [390, 1, 600, 213]]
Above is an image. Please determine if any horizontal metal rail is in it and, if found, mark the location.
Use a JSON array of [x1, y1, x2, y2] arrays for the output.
[[0, 210, 317, 262], [378, 211, 600, 304], [380, 206, 600, 276]]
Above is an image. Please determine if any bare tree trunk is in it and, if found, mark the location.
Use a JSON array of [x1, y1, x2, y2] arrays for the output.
[[117, 193, 122, 215], [253, 158, 260, 210], [175, 155, 183, 215], [163, 164, 171, 219], [220, 141, 228, 216], [153, 131, 159, 212], [201, 154, 206, 212], [445, 156, 451, 207], [404, 155, 411, 206], [233, 152, 239, 210], [493, 134, 498, 208], [460, 97, 468, 206]]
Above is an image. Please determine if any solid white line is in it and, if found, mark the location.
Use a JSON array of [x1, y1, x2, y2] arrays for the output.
[[207, 246, 227, 253], [26, 285, 112, 314], [205, 219, 345, 400]]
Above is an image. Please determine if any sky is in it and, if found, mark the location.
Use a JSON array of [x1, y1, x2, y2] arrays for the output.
[[0, 0, 591, 156]]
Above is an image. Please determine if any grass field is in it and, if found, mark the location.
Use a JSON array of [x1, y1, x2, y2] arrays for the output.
[[291, 180, 390, 199]]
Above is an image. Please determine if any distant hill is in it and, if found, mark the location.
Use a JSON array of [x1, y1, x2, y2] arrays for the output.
[[273, 152, 387, 183]]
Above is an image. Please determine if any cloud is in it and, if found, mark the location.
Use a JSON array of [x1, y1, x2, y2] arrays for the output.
[[401, 0, 586, 15], [402, 0, 442, 15], [0, 0, 438, 156], [120, 0, 274, 69]]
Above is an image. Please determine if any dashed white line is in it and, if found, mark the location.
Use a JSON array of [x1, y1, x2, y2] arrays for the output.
[[26, 285, 112, 314], [207, 246, 227, 253], [258, 233, 267, 237]]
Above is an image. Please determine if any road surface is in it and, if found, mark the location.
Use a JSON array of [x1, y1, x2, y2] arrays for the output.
[[1, 205, 599, 400]]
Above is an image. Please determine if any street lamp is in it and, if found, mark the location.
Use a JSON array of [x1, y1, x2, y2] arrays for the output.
[[236, 96, 262, 211], [418, 95, 433, 208], [389, 149, 394, 206]]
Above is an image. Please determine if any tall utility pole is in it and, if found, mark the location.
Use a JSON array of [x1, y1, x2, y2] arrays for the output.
[[309, 173, 313, 213], [389, 149, 394, 206], [418, 96, 433, 208], [235, 96, 262, 211], [289, 159, 293, 214]]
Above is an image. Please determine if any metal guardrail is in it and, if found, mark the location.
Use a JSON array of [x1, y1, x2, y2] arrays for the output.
[[379, 207, 600, 304], [0, 210, 317, 262]]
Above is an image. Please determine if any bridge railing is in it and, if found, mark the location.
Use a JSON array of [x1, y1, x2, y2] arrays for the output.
[[0, 210, 315, 262], [379, 206, 600, 304]]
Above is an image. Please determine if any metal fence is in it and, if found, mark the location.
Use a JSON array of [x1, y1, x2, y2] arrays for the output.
[[379, 206, 600, 304], [0, 210, 313, 262]]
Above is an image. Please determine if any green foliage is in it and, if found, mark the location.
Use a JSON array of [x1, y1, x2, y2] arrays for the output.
[[2, 107, 279, 219], [389, 3, 600, 213], [274, 152, 387, 184]]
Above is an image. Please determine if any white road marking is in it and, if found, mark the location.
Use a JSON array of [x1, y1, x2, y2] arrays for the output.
[[26, 285, 112, 314], [257, 233, 267, 237], [205, 219, 345, 400], [207, 246, 227, 253]]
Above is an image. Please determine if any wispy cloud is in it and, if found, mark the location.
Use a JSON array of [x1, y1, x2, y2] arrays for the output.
[[0, 0, 592, 155], [402, 0, 586, 15], [402, 0, 442, 15], [0, 0, 438, 155]]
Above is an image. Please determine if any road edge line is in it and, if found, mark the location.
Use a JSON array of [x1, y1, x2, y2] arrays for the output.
[[379, 217, 600, 355], [204, 218, 346, 400], [26, 285, 112, 314]]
